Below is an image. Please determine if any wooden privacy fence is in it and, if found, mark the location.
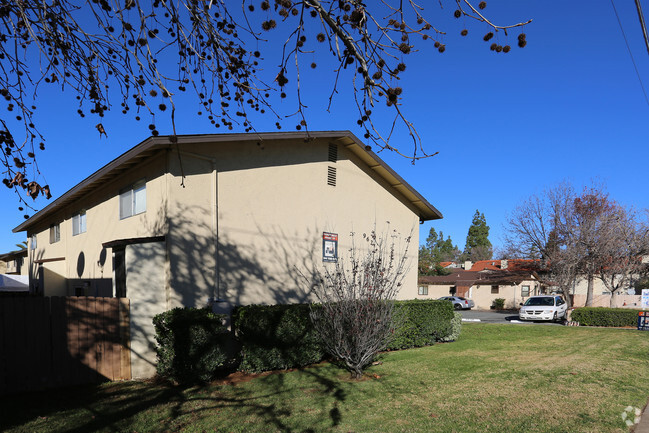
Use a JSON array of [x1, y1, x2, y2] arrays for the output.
[[0, 296, 131, 395]]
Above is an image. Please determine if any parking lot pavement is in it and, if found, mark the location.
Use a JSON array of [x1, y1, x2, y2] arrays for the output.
[[459, 309, 564, 326]]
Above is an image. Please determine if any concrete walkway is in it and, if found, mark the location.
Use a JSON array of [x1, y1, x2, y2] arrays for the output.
[[635, 403, 649, 433]]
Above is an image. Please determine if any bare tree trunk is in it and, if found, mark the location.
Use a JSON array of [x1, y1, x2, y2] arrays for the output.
[[562, 287, 573, 308], [610, 290, 616, 308], [585, 273, 594, 307]]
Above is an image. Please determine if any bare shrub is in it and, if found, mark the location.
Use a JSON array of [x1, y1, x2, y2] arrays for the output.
[[308, 230, 411, 379]]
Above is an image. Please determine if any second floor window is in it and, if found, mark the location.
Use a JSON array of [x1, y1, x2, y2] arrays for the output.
[[50, 223, 60, 243], [120, 180, 146, 219], [72, 211, 87, 236]]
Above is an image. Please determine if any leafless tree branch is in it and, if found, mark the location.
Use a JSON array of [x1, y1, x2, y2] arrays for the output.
[[0, 0, 530, 212]]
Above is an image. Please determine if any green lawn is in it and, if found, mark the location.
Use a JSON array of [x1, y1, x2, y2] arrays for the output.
[[2, 323, 649, 432]]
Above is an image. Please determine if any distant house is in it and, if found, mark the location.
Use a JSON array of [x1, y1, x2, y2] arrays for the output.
[[418, 269, 542, 310], [0, 249, 29, 293], [0, 249, 27, 275], [457, 259, 543, 272], [12, 130, 442, 377], [564, 276, 643, 308], [428, 258, 644, 308]]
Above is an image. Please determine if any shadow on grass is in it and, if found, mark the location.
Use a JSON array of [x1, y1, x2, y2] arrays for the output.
[[0, 364, 351, 432]]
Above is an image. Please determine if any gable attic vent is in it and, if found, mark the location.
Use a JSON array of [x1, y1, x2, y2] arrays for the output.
[[327, 166, 337, 187], [328, 143, 338, 163]]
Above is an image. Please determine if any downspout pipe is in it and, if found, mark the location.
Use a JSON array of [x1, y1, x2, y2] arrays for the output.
[[178, 151, 220, 304]]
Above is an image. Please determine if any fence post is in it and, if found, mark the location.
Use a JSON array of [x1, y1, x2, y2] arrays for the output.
[[118, 298, 132, 380]]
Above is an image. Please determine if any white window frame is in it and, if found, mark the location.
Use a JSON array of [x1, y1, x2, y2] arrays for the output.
[[72, 210, 87, 236], [30, 234, 37, 250], [50, 223, 60, 244], [418, 286, 428, 296], [521, 285, 530, 297], [120, 179, 146, 219]]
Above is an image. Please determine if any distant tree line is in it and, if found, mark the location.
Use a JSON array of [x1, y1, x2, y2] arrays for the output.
[[418, 209, 492, 276]]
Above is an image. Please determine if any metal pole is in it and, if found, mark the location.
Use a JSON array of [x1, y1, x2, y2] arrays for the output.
[[634, 0, 649, 56]]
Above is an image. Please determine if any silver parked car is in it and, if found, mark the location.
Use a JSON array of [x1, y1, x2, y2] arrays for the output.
[[519, 295, 568, 321], [439, 296, 475, 310]]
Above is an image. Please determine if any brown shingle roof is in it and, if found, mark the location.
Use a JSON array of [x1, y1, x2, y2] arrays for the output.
[[419, 270, 538, 287]]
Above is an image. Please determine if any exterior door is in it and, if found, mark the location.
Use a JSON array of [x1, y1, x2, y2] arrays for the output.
[[114, 248, 126, 298]]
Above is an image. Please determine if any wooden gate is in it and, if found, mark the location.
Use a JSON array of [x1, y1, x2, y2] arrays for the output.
[[0, 296, 131, 395]]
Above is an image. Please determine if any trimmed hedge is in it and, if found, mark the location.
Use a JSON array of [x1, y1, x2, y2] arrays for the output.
[[153, 307, 233, 383], [233, 300, 456, 372], [388, 300, 455, 350], [439, 312, 462, 342], [155, 300, 458, 378], [570, 307, 641, 327], [232, 304, 326, 373]]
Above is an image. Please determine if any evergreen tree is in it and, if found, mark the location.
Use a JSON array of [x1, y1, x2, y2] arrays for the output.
[[462, 210, 492, 261], [418, 228, 460, 275]]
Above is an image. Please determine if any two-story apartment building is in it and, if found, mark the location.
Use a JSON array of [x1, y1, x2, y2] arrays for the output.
[[13, 130, 442, 377]]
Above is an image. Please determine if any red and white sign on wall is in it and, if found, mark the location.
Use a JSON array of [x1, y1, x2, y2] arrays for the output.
[[322, 232, 338, 263]]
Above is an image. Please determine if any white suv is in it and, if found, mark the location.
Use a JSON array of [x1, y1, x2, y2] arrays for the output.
[[519, 295, 567, 322]]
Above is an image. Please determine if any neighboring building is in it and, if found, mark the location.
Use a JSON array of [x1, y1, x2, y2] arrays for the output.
[[439, 261, 461, 269], [565, 278, 641, 308], [418, 269, 542, 310], [429, 259, 644, 308], [12, 131, 442, 377], [0, 249, 28, 275], [451, 259, 543, 272], [0, 249, 29, 293]]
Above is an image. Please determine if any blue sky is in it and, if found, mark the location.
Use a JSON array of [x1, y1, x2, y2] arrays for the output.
[[1, 1, 648, 254]]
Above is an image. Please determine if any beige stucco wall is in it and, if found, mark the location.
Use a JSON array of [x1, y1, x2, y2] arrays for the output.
[[569, 277, 639, 297], [417, 284, 454, 299], [571, 294, 642, 308], [470, 280, 540, 309], [3, 252, 29, 275], [419, 278, 541, 310], [126, 241, 166, 379], [569, 278, 608, 296], [40, 260, 67, 296], [165, 153, 216, 309], [27, 154, 168, 297], [0, 254, 26, 274], [19, 254, 28, 275], [4, 257, 18, 274], [418, 279, 641, 309], [28, 138, 423, 306], [165, 138, 420, 308], [23, 136, 428, 378]]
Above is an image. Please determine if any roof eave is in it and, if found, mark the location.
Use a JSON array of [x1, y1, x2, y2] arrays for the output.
[[13, 130, 441, 232], [330, 132, 442, 221]]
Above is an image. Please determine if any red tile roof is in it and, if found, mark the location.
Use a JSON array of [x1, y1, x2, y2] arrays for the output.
[[434, 259, 544, 272], [470, 260, 502, 271], [418, 270, 539, 287], [505, 259, 545, 272]]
